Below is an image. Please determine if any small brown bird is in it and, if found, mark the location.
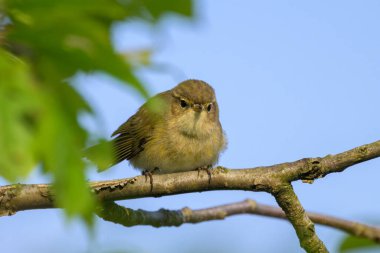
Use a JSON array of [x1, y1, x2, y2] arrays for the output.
[[88, 79, 226, 179]]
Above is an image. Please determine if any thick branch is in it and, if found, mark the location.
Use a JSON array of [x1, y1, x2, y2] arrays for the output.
[[1, 140, 380, 252], [1, 140, 379, 215], [272, 183, 328, 252], [97, 199, 380, 243]]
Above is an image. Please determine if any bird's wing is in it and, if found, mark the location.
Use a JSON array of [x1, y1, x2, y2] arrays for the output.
[[111, 109, 152, 163], [111, 92, 169, 164]]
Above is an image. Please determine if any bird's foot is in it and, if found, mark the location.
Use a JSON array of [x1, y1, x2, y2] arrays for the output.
[[142, 167, 160, 192], [195, 165, 213, 184]]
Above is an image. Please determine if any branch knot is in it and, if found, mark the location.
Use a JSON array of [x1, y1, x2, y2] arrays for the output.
[[299, 158, 324, 183]]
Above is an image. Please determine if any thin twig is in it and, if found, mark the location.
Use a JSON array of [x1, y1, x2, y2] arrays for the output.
[[97, 199, 380, 243]]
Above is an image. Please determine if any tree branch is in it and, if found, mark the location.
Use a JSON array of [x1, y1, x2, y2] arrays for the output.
[[97, 199, 380, 243], [1, 140, 379, 214], [1, 140, 380, 252], [272, 183, 328, 252]]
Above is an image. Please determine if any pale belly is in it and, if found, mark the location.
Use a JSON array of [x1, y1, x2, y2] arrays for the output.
[[130, 130, 225, 173]]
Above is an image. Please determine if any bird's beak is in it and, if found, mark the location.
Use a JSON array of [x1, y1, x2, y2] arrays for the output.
[[193, 104, 203, 112]]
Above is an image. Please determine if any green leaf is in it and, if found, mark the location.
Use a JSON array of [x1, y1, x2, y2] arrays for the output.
[[0, 0, 195, 225], [36, 87, 95, 223], [143, 0, 193, 19], [0, 49, 39, 181], [120, 0, 193, 22], [4, 0, 148, 97], [85, 139, 114, 172], [338, 235, 380, 252]]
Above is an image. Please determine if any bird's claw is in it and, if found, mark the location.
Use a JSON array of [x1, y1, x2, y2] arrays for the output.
[[196, 165, 213, 184], [142, 167, 160, 192]]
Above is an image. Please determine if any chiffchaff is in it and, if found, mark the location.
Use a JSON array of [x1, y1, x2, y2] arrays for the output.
[[89, 79, 226, 175]]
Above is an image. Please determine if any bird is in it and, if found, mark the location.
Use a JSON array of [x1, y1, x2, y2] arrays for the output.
[[87, 79, 226, 187]]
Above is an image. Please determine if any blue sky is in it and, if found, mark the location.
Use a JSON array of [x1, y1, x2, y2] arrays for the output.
[[2, 1, 380, 252]]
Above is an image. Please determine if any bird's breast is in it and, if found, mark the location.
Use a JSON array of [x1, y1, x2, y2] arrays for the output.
[[129, 119, 225, 173]]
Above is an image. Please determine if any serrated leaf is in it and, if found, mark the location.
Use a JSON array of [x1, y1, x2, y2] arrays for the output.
[[4, 0, 148, 97], [0, 0, 195, 225]]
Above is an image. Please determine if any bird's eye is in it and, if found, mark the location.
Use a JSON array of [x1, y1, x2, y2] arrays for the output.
[[207, 103, 212, 112], [180, 99, 188, 108]]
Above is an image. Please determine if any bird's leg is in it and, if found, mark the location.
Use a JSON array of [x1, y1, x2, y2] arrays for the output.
[[142, 167, 160, 192], [195, 165, 213, 184]]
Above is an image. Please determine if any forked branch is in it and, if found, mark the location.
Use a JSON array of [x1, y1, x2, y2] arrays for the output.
[[1, 140, 380, 252]]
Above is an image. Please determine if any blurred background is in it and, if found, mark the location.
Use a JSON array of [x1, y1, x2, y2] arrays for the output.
[[1, 0, 380, 252]]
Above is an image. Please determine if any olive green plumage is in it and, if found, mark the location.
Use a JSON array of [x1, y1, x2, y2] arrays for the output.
[[88, 79, 226, 174]]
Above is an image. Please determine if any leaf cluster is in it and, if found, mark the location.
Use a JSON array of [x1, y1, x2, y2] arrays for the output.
[[0, 0, 193, 223]]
